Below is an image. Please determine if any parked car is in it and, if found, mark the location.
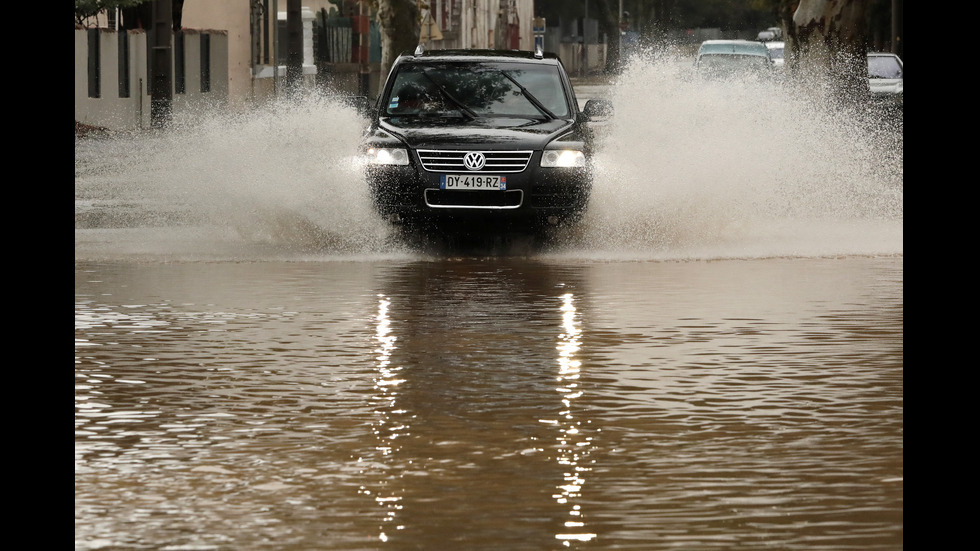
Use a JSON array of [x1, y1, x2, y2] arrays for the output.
[[694, 40, 774, 79], [757, 26, 782, 42], [359, 46, 610, 233], [765, 41, 786, 70], [867, 52, 903, 110]]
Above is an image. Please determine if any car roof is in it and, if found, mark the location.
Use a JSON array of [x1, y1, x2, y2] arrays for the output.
[[395, 48, 562, 65], [697, 40, 770, 57]]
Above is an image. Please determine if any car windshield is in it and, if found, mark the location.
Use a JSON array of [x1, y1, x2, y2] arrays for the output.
[[384, 62, 570, 119], [698, 54, 771, 77], [868, 56, 902, 79]]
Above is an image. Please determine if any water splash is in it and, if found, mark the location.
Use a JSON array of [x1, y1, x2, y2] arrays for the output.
[[559, 52, 902, 259], [75, 59, 901, 262], [76, 93, 398, 259]]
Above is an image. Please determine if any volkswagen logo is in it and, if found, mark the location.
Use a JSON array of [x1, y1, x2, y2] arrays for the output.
[[463, 151, 486, 171]]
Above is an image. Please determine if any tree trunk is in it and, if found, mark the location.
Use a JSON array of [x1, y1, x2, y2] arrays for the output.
[[792, 0, 870, 105], [376, 0, 420, 88]]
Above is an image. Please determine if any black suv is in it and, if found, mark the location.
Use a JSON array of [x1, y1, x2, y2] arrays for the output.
[[360, 47, 611, 234]]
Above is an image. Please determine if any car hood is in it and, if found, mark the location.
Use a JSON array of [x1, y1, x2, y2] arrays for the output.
[[869, 78, 902, 95], [375, 117, 576, 150]]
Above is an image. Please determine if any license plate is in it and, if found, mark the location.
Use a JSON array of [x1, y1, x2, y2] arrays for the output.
[[440, 174, 506, 190]]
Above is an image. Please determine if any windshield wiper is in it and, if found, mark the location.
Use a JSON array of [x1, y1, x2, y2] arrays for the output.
[[497, 70, 557, 120], [420, 69, 478, 120]]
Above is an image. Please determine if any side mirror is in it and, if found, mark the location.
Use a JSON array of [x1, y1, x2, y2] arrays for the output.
[[582, 98, 614, 119]]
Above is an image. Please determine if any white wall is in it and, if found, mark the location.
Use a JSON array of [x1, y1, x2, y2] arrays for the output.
[[74, 28, 229, 131], [180, 0, 254, 109]]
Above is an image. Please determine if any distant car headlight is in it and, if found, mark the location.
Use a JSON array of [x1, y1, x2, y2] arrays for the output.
[[365, 147, 410, 165], [540, 149, 586, 168]]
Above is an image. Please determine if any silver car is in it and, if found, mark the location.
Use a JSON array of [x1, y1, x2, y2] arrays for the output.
[[868, 52, 903, 110], [765, 41, 785, 71], [694, 40, 774, 80]]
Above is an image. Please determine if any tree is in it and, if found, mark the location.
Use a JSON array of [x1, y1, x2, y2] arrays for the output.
[[791, 0, 870, 104], [74, 0, 148, 26], [74, 0, 186, 32]]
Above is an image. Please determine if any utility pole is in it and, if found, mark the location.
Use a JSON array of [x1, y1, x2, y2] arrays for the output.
[[150, 0, 174, 128]]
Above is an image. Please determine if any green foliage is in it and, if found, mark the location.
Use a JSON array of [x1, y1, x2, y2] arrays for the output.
[[74, 0, 149, 26]]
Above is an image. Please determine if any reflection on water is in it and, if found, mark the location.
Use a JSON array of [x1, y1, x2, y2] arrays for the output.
[[366, 294, 408, 542], [75, 258, 902, 550], [550, 292, 597, 545]]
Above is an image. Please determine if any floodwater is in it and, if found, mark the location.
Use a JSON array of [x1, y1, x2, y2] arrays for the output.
[[76, 55, 902, 550]]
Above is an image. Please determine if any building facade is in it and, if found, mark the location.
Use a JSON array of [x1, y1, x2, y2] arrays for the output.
[[74, 26, 229, 131], [75, 1, 542, 132]]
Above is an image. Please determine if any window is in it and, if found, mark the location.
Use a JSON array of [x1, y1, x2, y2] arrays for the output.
[[386, 63, 569, 118], [868, 56, 902, 79]]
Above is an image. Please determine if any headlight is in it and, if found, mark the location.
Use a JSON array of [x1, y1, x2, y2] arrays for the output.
[[540, 149, 586, 168], [365, 147, 410, 165]]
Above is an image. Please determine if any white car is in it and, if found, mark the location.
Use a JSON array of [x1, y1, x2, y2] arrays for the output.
[[694, 40, 774, 80], [867, 52, 903, 110], [765, 41, 785, 70]]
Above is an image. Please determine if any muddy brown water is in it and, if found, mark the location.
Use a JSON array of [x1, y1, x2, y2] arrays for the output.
[[76, 59, 902, 550]]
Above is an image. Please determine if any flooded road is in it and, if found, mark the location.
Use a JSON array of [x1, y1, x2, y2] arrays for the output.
[[76, 57, 902, 550]]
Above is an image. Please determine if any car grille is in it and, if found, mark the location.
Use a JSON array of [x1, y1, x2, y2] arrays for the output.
[[417, 150, 533, 173]]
